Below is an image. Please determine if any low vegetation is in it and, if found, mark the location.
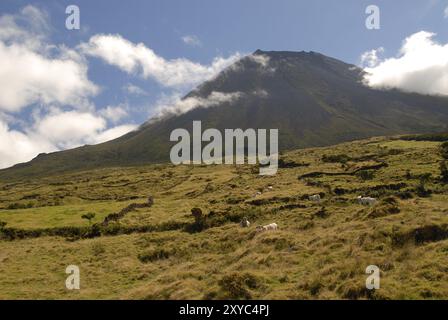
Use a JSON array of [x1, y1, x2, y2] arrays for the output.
[[0, 136, 447, 299]]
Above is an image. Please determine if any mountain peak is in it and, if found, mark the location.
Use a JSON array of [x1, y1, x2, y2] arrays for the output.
[[252, 49, 322, 58], [2, 51, 448, 179]]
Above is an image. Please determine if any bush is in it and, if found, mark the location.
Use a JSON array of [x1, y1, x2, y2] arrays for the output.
[[186, 207, 207, 233], [334, 187, 347, 195], [6, 203, 28, 210], [322, 154, 351, 164], [395, 191, 413, 200], [440, 142, 448, 159], [138, 248, 172, 263], [82, 224, 101, 238], [81, 212, 96, 225], [315, 207, 329, 218], [356, 170, 375, 181], [440, 161, 448, 183], [416, 173, 432, 197], [405, 170, 413, 180], [218, 273, 259, 299], [401, 132, 448, 142], [367, 204, 400, 219]]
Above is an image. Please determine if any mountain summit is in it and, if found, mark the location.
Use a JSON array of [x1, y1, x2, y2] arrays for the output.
[[2, 50, 448, 178]]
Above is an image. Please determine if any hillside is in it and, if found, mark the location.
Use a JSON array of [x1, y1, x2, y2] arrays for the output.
[[2, 50, 448, 179], [0, 135, 447, 299]]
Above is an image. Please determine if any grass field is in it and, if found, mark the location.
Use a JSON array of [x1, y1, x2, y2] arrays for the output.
[[0, 136, 447, 299]]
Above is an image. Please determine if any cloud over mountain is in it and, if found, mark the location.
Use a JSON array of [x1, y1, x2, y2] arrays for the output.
[[80, 34, 243, 88], [363, 31, 448, 96]]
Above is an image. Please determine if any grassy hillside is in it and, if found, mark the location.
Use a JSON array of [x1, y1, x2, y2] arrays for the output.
[[0, 136, 448, 299]]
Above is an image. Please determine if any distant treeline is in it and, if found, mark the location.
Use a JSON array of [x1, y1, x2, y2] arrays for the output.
[[400, 132, 448, 142]]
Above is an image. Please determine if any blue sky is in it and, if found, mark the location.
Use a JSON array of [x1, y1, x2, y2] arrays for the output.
[[1, 0, 448, 168]]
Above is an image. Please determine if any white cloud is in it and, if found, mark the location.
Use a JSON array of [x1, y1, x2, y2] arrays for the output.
[[35, 110, 137, 149], [35, 111, 106, 149], [360, 47, 384, 68], [182, 35, 201, 47], [0, 111, 137, 169], [226, 53, 275, 74], [93, 124, 138, 144], [154, 91, 243, 117], [0, 7, 98, 112], [0, 119, 55, 169], [0, 7, 140, 169], [251, 89, 269, 98], [99, 104, 129, 123], [0, 5, 49, 49], [250, 54, 270, 68], [444, 6, 448, 18], [123, 83, 149, 96], [80, 34, 243, 88], [0, 43, 98, 112], [362, 31, 448, 95]]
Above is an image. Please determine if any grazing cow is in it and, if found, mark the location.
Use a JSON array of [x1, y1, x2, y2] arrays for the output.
[[309, 194, 321, 202], [256, 223, 278, 232], [254, 191, 262, 197], [240, 217, 250, 228], [357, 196, 377, 206], [267, 186, 273, 190]]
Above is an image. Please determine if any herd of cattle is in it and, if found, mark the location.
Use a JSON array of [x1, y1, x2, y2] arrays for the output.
[[242, 192, 378, 232]]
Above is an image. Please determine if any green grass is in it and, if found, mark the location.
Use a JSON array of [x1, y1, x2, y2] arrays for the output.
[[0, 136, 447, 299]]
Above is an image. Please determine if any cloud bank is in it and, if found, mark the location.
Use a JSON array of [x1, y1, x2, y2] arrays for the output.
[[154, 91, 243, 117], [362, 31, 448, 96], [0, 7, 137, 169], [0, 6, 98, 112], [0, 110, 138, 169], [80, 34, 243, 88]]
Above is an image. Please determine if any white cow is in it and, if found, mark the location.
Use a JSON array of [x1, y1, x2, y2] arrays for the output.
[[256, 223, 278, 232], [309, 194, 321, 202], [357, 196, 377, 206]]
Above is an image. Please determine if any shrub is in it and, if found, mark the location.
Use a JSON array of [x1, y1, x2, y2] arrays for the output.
[[441, 142, 448, 159], [309, 280, 323, 296], [6, 203, 28, 210], [334, 187, 347, 195], [82, 224, 101, 238], [401, 132, 448, 142], [367, 203, 400, 219], [338, 281, 374, 300], [381, 196, 399, 205], [315, 207, 329, 218], [416, 173, 432, 197], [81, 213, 96, 225], [187, 207, 207, 233], [218, 273, 259, 299], [278, 159, 310, 168], [440, 161, 448, 183], [395, 191, 413, 200], [322, 154, 351, 164], [356, 170, 375, 181], [138, 248, 172, 263]]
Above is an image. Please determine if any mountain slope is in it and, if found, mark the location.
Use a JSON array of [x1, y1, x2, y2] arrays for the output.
[[2, 50, 448, 179]]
